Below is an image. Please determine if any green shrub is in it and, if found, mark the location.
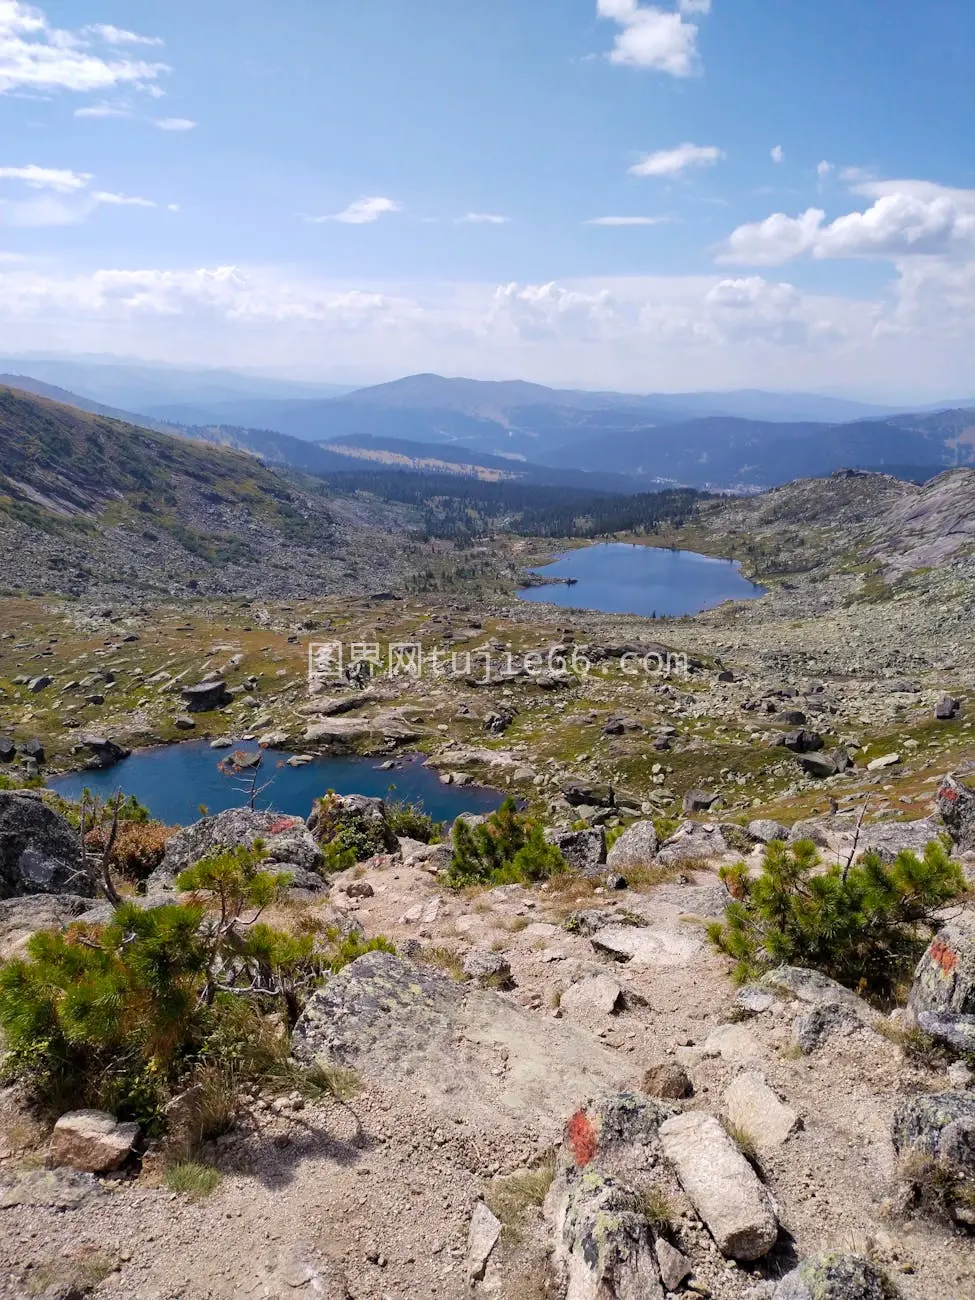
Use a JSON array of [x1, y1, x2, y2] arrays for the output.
[[446, 798, 567, 889], [707, 838, 965, 1001], [385, 798, 441, 844], [312, 792, 392, 870], [165, 1161, 222, 1198]]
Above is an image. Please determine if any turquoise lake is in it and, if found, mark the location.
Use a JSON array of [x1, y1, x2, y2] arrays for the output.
[[516, 542, 765, 617], [48, 743, 503, 827]]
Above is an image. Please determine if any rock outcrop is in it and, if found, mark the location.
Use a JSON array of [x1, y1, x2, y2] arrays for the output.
[[149, 807, 324, 890], [0, 791, 90, 900]]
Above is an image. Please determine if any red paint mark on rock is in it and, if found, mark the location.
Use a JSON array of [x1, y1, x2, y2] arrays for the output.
[[938, 784, 959, 803], [930, 937, 958, 976], [268, 816, 298, 834], [566, 1109, 598, 1167]]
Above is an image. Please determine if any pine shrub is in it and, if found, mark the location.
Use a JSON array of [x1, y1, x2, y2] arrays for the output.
[[446, 798, 567, 889], [707, 837, 965, 1001]]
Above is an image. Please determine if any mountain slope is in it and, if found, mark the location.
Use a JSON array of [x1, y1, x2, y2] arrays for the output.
[[0, 386, 414, 600]]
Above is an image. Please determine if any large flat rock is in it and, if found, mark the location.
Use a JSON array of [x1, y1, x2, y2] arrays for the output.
[[291, 952, 636, 1133]]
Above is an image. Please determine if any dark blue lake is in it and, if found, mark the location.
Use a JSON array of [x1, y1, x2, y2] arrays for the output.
[[517, 542, 764, 617], [48, 742, 503, 827]]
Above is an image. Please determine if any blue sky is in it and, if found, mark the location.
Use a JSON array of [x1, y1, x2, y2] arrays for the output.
[[0, 0, 973, 396]]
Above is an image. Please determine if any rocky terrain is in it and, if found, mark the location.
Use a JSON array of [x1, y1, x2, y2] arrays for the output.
[[0, 777, 973, 1300]]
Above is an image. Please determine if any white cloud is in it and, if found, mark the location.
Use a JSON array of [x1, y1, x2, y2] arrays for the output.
[[0, 164, 170, 225], [585, 215, 670, 225], [0, 164, 91, 191], [303, 196, 403, 225], [0, 2, 168, 95], [0, 262, 968, 398], [770, 145, 784, 164], [629, 142, 723, 178], [596, 1, 706, 77], [155, 117, 196, 131], [82, 24, 163, 47], [817, 160, 833, 179], [457, 212, 510, 224], [719, 185, 975, 265], [74, 102, 131, 118], [92, 191, 157, 208]]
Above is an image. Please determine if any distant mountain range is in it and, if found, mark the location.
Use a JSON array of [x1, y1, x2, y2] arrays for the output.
[[2, 361, 973, 493]]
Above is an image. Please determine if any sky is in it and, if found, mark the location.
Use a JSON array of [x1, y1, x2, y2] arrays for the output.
[[0, 0, 973, 398]]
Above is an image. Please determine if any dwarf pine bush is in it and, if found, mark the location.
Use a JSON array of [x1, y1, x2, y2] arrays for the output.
[[708, 837, 965, 1001], [446, 798, 567, 888]]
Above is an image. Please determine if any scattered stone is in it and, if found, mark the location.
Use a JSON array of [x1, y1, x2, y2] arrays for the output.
[[724, 1071, 800, 1149], [0, 736, 15, 762], [659, 1111, 778, 1260], [345, 879, 375, 899], [462, 949, 512, 986], [28, 674, 53, 693], [606, 820, 660, 871], [793, 1002, 864, 1054], [734, 986, 777, 1016], [49, 1109, 139, 1173], [0, 1168, 99, 1210], [173, 715, 196, 730], [467, 1201, 501, 1284], [656, 1239, 692, 1292], [0, 791, 91, 900], [561, 973, 625, 1017], [797, 753, 838, 779], [657, 821, 735, 865], [78, 733, 130, 769], [552, 1168, 663, 1300], [642, 1062, 693, 1100], [779, 729, 824, 754], [562, 780, 615, 808], [866, 752, 901, 772]]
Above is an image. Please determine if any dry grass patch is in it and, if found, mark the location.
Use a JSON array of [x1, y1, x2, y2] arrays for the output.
[[486, 1153, 557, 1240]]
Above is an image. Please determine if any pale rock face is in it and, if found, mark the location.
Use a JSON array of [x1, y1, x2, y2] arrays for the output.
[[467, 1201, 501, 1283], [724, 1071, 800, 1150], [659, 1111, 778, 1261], [49, 1109, 139, 1174]]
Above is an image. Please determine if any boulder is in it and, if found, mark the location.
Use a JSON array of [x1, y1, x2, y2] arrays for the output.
[[0, 736, 14, 762], [890, 1092, 975, 1178], [936, 695, 962, 721], [659, 1111, 778, 1260], [18, 737, 45, 763], [867, 753, 901, 772], [0, 792, 90, 900], [291, 952, 636, 1133], [793, 1002, 865, 1054], [180, 678, 232, 712], [463, 949, 512, 987], [149, 807, 323, 890], [656, 821, 735, 865], [682, 788, 719, 814], [606, 820, 660, 871], [546, 827, 606, 876], [759, 965, 877, 1021], [0, 893, 93, 960], [49, 1109, 139, 1173], [787, 819, 830, 847], [233, 1242, 348, 1300], [560, 974, 625, 1017], [773, 1252, 897, 1300], [552, 1169, 664, 1300], [78, 733, 131, 770], [779, 729, 824, 754], [798, 753, 838, 779], [306, 793, 398, 857], [562, 780, 615, 808], [655, 1239, 691, 1292], [748, 819, 790, 844], [908, 914, 975, 1053], [591, 925, 702, 967], [724, 1071, 800, 1149], [858, 817, 942, 864], [936, 773, 975, 852]]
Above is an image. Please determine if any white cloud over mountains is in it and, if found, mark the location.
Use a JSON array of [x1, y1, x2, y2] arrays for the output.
[[0, 2, 167, 94], [596, 0, 710, 77]]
